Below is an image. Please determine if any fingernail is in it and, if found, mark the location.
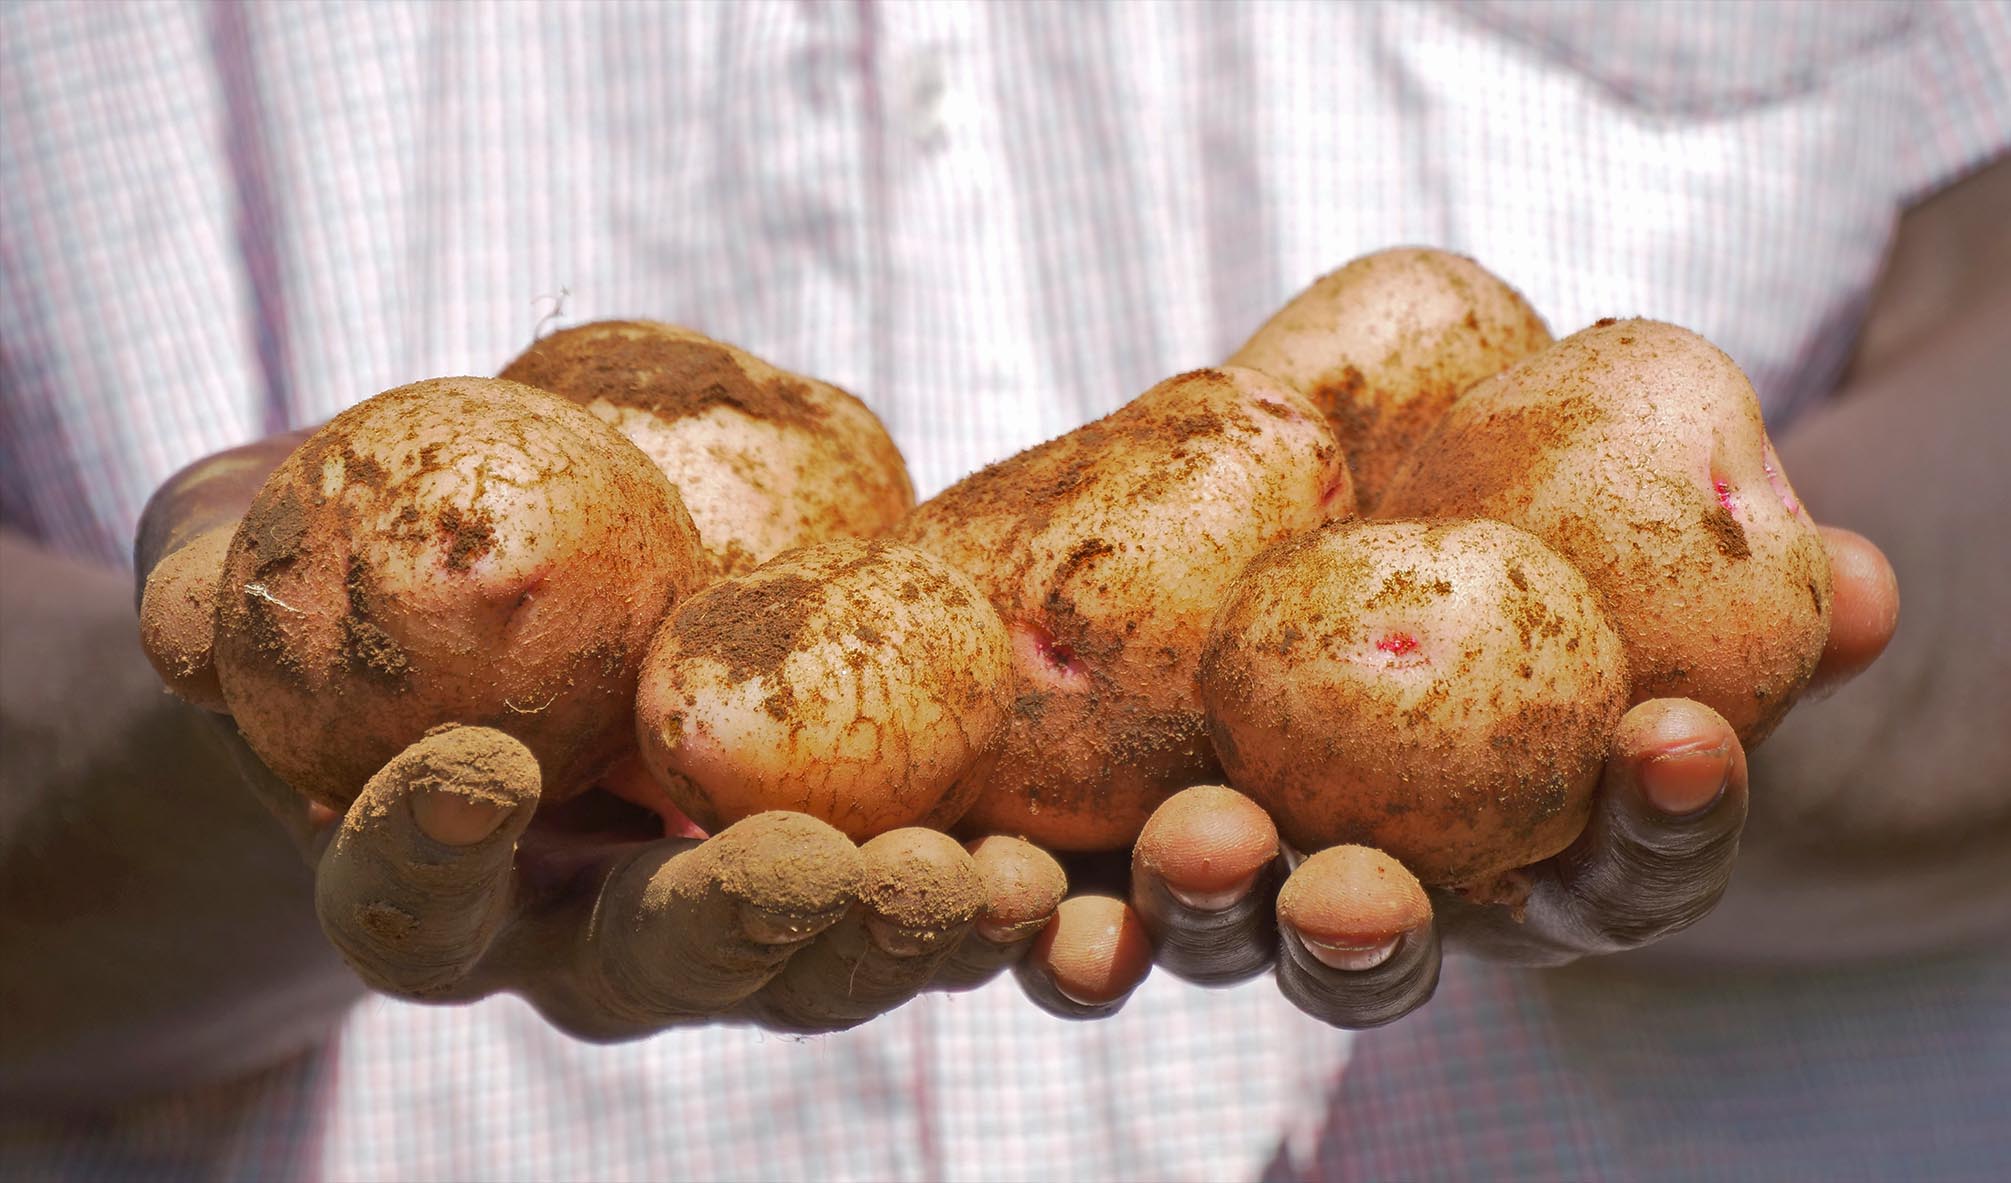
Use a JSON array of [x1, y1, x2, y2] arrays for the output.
[[1292, 928, 1401, 972], [1642, 745, 1731, 816], [1045, 969, 1111, 1009], [867, 916, 953, 958], [1166, 869, 1261, 912], [975, 915, 1049, 945], [410, 789, 511, 846], [739, 902, 834, 947]]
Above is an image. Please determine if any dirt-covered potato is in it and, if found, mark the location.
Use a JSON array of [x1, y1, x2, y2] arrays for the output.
[[500, 320, 915, 579], [633, 540, 1013, 841], [1229, 247, 1552, 512], [211, 377, 706, 809], [890, 366, 1351, 851], [1199, 518, 1630, 890], [1378, 318, 1832, 744]]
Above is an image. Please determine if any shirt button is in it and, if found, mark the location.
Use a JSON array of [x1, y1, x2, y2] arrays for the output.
[[896, 49, 947, 152]]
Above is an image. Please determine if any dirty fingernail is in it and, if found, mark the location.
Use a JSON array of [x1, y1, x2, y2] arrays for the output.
[[867, 915, 958, 958], [1642, 745, 1731, 816], [410, 789, 510, 846], [739, 902, 837, 947]]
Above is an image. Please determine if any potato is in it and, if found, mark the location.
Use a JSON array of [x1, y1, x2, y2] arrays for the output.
[[633, 540, 1013, 841], [500, 320, 915, 578], [1229, 247, 1552, 512], [890, 367, 1351, 851], [1199, 518, 1630, 889], [1378, 318, 1832, 743], [212, 377, 706, 809]]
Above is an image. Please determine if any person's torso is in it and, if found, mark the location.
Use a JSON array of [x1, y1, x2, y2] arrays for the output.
[[3, 4, 2000, 1180]]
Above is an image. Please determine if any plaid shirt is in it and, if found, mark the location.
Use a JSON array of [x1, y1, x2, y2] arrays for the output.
[[4, 2, 2007, 1179], [1266, 949, 2011, 1182]]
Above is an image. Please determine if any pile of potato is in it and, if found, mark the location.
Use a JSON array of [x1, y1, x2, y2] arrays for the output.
[[140, 249, 1830, 906]]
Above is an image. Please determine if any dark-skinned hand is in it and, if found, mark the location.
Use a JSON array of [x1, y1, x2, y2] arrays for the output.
[[1012, 526, 1897, 1027], [136, 437, 1068, 1040]]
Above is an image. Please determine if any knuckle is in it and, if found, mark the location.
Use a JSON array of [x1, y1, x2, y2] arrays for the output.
[[1561, 824, 1741, 949], [317, 890, 480, 997], [1276, 925, 1440, 1029], [1541, 782, 1748, 952], [314, 833, 511, 997], [933, 937, 1018, 992], [1150, 890, 1277, 985], [580, 846, 802, 1026], [1010, 959, 1128, 1021]]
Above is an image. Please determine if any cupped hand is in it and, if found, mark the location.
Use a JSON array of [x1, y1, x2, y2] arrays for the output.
[[307, 734, 1065, 1038], [1013, 524, 1898, 1027], [135, 439, 1069, 1039]]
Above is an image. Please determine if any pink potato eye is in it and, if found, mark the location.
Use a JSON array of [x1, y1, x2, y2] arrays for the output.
[[1713, 478, 1738, 514], [1042, 637, 1079, 672], [1356, 630, 1429, 670], [1375, 632, 1420, 657], [502, 567, 555, 641], [1015, 620, 1089, 685]]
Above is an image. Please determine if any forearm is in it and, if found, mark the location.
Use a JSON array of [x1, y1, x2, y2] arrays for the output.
[[0, 532, 359, 1111], [1761, 278, 2011, 845], [1641, 188, 2011, 965]]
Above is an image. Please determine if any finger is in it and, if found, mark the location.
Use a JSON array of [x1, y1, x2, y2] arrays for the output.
[[511, 811, 858, 1038], [193, 712, 336, 856], [1810, 525, 1900, 696], [1130, 785, 1283, 985], [132, 430, 310, 586], [1015, 894, 1154, 1020], [750, 828, 983, 1031], [133, 502, 329, 850], [137, 523, 233, 712], [1444, 698, 1749, 963], [936, 836, 1067, 990], [315, 726, 541, 997], [1273, 845, 1440, 1027], [599, 751, 709, 839]]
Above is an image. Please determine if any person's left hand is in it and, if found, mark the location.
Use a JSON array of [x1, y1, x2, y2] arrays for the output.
[[1010, 525, 1898, 1026], [136, 436, 1072, 1040]]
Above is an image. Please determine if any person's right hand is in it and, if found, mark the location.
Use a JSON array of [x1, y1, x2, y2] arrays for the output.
[[1010, 525, 1899, 1027], [135, 439, 1069, 1040]]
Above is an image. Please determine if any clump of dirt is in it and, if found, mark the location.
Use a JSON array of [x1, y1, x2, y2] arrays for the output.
[[502, 323, 827, 429], [241, 484, 311, 574], [670, 572, 823, 683], [1700, 505, 1752, 560], [437, 504, 498, 570]]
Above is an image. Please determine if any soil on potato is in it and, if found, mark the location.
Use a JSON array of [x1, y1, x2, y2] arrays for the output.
[[892, 369, 1333, 844], [502, 324, 828, 430]]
